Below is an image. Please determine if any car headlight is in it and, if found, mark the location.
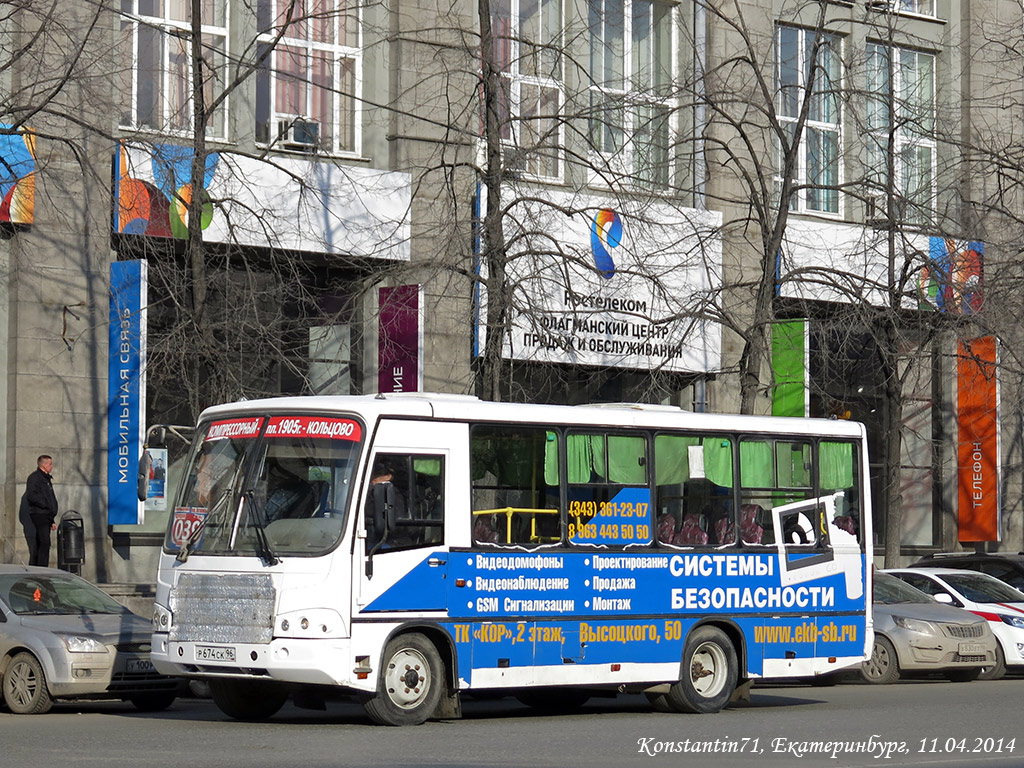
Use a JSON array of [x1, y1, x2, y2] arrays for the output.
[[152, 603, 173, 632], [60, 635, 108, 653], [893, 616, 935, 634], [1000, 614, 1024, 630]]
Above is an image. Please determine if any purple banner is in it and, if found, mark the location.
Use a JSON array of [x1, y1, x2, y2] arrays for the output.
[[378, 285, 422, 393]]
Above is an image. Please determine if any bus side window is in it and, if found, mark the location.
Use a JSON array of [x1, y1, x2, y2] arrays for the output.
[[820, 441, 861, 542], [470, 426, 560, 547], [365, 454, 445, 551], [654, 434, 733, 548]]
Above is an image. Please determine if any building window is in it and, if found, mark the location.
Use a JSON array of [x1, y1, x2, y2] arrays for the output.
[[865, 43, 936, 226], [118, 0, 228, 139], [491, 0, 563, 180], [776, 25, 842, 214], [255, 0, 361, 154], [588, 0, 674, 189], [889, 0, 935, 15]]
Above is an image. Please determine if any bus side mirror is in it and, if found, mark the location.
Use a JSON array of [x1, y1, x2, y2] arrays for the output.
[[372, 483, 397, 538], [137, 451, 153, 502]]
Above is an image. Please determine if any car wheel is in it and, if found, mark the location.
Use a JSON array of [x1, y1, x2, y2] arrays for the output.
[[860, 636, 900, 684], [3, 652, 54, 714], [515, 689, 591, 712], [128, 692, 177, 711], [945, 668, 981, 683], [209, 679, 288, 721], [979, 644, 1006, 681], [361, 633, 444, 726], [664, 626, 738, 714]]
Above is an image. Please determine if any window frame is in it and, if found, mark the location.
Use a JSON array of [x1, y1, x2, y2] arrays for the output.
[[775, 24, 844, 216], [865, 42, 937, 227], [490, 0, 565, 181], [255, 0, 363, 156], [587, 0, 676, 190], [119, 0, 230, 140]]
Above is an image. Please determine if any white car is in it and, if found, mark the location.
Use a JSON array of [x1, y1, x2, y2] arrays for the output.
[[887, 567, 1024, 680]]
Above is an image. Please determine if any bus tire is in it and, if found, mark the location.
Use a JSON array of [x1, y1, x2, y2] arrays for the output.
[[665, 626, 738, 714], [515, 689, 590, 712], [209, 679, 288, 720], [362, 633, 443, 726], [860, 636, 900, 684]]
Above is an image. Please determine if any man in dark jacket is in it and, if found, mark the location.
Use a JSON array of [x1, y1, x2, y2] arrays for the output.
[[26, 455, 58, 567]]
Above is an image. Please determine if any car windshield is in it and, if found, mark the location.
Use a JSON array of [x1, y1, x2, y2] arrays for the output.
[[874, 573, 934, 605], [943, 572, 1024, 603], [0, 573, 127, 615], [167, 414, 363, 557]]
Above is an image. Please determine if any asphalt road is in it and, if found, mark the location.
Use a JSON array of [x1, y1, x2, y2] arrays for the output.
[[3, 677, 1023, 768]]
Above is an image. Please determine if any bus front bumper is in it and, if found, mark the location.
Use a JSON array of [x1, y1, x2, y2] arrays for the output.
[[150, 632, 374, 691]]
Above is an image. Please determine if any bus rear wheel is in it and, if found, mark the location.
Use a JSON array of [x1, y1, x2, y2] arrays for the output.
[[665, 626, 738, 714], [362, 633, 443, 726], [209, 679, 288, 721]]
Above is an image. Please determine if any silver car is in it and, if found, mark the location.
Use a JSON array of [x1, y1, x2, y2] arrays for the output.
[[861, 572, 997, 684], [0, 565, 180, 714]]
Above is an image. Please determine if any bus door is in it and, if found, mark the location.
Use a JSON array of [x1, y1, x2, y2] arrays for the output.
[[354, 420, 467, 615]]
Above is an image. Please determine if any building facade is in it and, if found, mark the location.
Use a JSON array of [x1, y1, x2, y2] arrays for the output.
[[1, 0, 1022, 585]]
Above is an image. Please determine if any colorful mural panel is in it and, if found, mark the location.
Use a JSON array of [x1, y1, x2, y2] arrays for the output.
[[0, 127, 36, 225], [921, 238, 983, 314]]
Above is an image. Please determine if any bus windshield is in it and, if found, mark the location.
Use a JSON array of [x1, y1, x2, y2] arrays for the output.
[[166, 415, 363, 557]]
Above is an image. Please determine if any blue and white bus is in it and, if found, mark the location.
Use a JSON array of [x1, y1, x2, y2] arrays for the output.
[[150, 393, 872, 725]]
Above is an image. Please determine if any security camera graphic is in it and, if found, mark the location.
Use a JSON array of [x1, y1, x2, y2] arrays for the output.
[[771, 494, 863, 601]]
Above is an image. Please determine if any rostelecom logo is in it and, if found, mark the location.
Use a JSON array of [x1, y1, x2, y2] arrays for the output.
[[590, 208, 621, 279]]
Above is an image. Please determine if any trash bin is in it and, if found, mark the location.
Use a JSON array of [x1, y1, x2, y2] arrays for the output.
[[57, 510, 85, 574]]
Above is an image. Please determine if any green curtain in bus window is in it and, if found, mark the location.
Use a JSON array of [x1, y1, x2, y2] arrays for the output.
[[703, 439, 733, 487], [655, 434, 698, 485], [413, 458, 441, 476], [567, 434, 596, 483], [740, 441, 773, 487], [544, 431, 559, 486], [608, 435, 646, 484], [819, 441, 854, 490], [776, 442, 810, 487]]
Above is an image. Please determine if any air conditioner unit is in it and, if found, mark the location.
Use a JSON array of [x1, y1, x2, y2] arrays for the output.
[[277, 117, 320, 150]]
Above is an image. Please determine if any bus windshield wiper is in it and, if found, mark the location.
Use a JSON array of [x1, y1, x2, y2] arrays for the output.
[[242, 490, 280, 566], [176, 486, 232, 563]]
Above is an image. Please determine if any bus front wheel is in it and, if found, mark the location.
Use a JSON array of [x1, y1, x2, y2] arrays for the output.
[[665, 626, 738, 714], [362, 632, 443, 726]]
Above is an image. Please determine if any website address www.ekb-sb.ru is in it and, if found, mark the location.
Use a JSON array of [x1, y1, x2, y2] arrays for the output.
[[754, 622, 857, 644]]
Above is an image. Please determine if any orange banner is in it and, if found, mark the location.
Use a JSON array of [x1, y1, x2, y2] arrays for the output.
[[957, 337, 999, 541]]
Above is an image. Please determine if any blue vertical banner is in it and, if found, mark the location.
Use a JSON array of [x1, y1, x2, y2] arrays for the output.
[[108, 260, 148, 525]]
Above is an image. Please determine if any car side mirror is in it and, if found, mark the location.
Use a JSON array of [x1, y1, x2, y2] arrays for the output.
[[933, 592, 953, 605], [137, 451, 153, 502]]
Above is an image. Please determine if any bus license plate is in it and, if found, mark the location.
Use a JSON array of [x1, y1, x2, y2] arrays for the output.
[[959, 642, 984, 655], [126, 657, 154, 674], [195, 645, 236, 662]]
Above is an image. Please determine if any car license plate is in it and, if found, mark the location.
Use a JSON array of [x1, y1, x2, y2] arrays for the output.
[[195, 645, 236, 662], [126, 657, 154, 674], [959, 642, 984, 654]]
